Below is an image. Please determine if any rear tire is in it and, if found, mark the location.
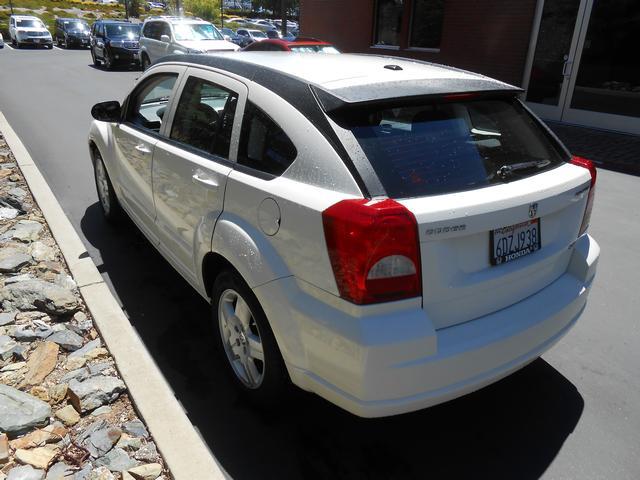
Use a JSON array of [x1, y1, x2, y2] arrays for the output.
[[141, 53, 150, 71], [93, 151, 122, 222], [212, 270, 289, 407]]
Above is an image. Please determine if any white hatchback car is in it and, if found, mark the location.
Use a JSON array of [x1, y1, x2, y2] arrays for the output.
[[88, 53, 599, 417]]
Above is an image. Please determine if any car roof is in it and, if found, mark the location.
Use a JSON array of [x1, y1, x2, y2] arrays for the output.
[[157, 52, 521, 110], [11, 15, 40, 20]]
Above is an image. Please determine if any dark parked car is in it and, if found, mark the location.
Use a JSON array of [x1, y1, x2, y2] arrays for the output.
[[90, 20, 141, 70], [55, 18, 90, 48]]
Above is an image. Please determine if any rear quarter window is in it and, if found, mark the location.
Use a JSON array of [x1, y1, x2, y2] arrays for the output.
[[334, 97, 567, 198]]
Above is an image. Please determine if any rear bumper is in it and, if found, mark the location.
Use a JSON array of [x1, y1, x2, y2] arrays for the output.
[[254, 234, 599, 417]]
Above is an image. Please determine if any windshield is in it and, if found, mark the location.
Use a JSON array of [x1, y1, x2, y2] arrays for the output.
[[173, 23, 223, 41], [335, 97, 567, 198], [64, 21, 88, 31], [250, 30, 267, 38], [105, 24, 140, 38], [17, 19, 44, 28], [290, 44, 340, 53]]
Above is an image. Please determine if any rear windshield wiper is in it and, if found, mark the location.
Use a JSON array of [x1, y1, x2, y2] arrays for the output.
[[496, 159, 551, 179]]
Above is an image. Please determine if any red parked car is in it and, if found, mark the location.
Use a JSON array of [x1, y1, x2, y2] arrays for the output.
[[241, 37, 340, 53]]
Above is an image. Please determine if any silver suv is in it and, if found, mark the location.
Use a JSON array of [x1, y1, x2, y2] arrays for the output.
[[139, 16, 238, 70]]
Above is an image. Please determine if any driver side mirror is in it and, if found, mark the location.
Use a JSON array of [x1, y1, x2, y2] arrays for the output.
[[160, 34, 170, 43], [91, 101, 122, 123]]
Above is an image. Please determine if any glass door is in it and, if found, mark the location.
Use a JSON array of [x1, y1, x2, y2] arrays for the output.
[[524, 0, 588, 121], [561, 0, 640, 134]]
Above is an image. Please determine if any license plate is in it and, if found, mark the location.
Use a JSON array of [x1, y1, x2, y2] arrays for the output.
[[490, 219, 541, 265], [35, 38, 41, 43]]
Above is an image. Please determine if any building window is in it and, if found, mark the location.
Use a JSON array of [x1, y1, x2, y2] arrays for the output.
[[374, 0, 405, 46], [410, 0, 445, 49]]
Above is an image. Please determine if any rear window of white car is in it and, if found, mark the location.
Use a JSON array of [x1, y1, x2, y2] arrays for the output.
[[334, 97, 567, 198]]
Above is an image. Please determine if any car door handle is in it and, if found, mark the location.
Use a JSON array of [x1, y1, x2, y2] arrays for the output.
[[135, 144, 151, 154], [192, 171, 219, 188]]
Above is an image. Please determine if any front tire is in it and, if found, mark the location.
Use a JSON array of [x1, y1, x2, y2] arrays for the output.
[[103, 49, 113, 70], [93, 152, 122, 222], [91, 47, 101, 66], [212, 271, 289, 405], [140, 53, 150, 71]]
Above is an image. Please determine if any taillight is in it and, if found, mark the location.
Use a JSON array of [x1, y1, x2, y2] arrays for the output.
[[570, 156, 597, 236], [322, 198, 421, 304]]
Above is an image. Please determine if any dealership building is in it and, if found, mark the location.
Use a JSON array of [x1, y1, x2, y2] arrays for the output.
[[300, 0, 639, 135]]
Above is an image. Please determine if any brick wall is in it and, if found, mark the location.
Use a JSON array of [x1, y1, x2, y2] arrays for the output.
[[300, 0, 538, 86]]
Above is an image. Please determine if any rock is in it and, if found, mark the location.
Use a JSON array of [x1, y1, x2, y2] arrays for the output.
[[68, 340, 101, 359], [0, 433, 8, 464], [6, 344, 28, 361], [72, 464, 92, 480], [54, 406, 79, 427], [0, 247, 30, 273], [122, 421, 148, 439], [133, 442, 157, 463], [9, 427, 61, 450], [0, 335, 18, 361], [15, 312, 49, 323], [0, 312, 16, 326], [28, 243, 55, 263], [84, 349, 107, 361], [29, 386, 50, 403], [0, 207, 19, 221], [0, 385, 51, 436], [86, 427, 121, 458], [125, 464, 162, 480], [44, 462, 74, 480], [14, 446, 59, 469], [4, 221, 43, 243], [8, 188, 27, 200], [64, 357, 87, 371], [115, 434, 141, 451], [21, 342, 59, 386], [6, 465, 45, 480], [1, 361, 26, 372], [46, 331, 84, 352], [94, 448, 137, 472], [12, 326, 53, 342], [61, 367, 90, 383], [0, 280, 77, 315], [52, 274, 76, 292], [87, 363, 110, 376], [90, 406, 111, 417], [71, 312, 91, 333], [86, 467, 114, 480], [68, 377, 125, 413], [49, 385, 68, 405]]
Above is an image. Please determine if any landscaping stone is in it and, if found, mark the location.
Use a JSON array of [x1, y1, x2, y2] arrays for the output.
[[0, 312, 16, 326], [44, 462, 74, 480], [64, 357, 87, 371], [0, 433, 8, 464], [94, 448, 137, 472], [54, 406, 80, 427], [8, 188, 27, 200], [0, 279, 77, 315], [72, 464, 92, 480], [0, 335, 18, 361], [86, 467, 114, 480], [6, 465, 45, 480], [49, 385, 68, 405], [115, 434, 141, 452], [0, 207, 19, 221], [21, 342, 59, 386], [14, 446, 59, 470], [46, 330, 83, 352], [68, 376, 126, 413], [90, 406, 111, 417], [86, 427, 121, 458], [12, 326, 53, 342], [68, 340, 101, 359], [133, 442, 157, 463], [28, 386, 50, 403], [1, 362, 26, 373], [0, 248, 31, 273], [125, 464, 162, 480], [122, 421, 148, 439], [28, 243, 55, 263], [9, 427, 61, 450], [0, 385, 51, 436], [3, 221, 43, 243]]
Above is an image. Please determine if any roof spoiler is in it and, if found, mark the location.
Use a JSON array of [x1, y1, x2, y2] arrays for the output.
[[310, 81, 524, 113]]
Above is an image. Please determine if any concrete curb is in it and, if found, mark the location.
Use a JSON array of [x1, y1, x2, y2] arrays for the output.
[[0, 112, 228, 480]]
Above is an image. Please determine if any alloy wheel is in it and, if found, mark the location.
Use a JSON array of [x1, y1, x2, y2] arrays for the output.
[[94, 158, 111, 216], [218, 289, 265, 389]]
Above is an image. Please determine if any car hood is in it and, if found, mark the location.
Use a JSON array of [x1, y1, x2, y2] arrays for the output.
[[17, 27, 50, 34], [176, 39, 239, 51], [67, 29, 90, 35], [109, 35, 140, 41]]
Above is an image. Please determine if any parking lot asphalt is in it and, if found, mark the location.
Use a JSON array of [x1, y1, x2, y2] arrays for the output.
[[0, 46, 639, 480]]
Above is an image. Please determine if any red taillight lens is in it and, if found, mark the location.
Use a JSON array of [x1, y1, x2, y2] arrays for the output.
[[322, 198, 421, 304], [570, 156, 597, 235]]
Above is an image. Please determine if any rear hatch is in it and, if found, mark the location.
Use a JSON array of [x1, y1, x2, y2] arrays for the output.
[[335, 95, 591, 329]]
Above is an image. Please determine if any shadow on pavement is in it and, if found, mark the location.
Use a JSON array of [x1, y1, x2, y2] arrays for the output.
[[81, 201, 584, 480]]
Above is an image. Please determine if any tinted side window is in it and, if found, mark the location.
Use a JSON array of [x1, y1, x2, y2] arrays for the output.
[[237, 102, 297, 176], [170, 76, 238, 159], [160, 22, 171, 38], [126, 73, 178, 134]]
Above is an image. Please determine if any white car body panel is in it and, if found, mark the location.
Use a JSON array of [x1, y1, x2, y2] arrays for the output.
[[88, 54, 600, 417]]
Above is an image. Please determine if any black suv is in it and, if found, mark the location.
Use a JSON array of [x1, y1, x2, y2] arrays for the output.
[[90, 20, 141, 70], [55, 18, 90, 48]]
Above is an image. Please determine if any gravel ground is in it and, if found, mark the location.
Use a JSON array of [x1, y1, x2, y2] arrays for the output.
[[0, 133, 171, 480]]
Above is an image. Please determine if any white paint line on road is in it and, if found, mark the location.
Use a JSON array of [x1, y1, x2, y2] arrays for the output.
[[4, 44, 14, 50], [53, 45, 63, 50], [0, 111, 228, 480]]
